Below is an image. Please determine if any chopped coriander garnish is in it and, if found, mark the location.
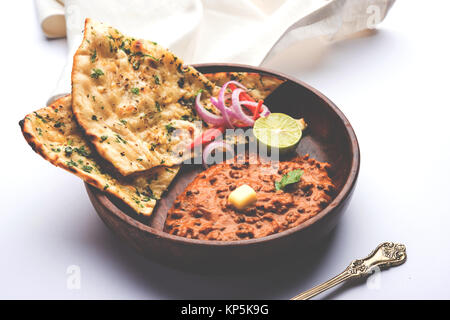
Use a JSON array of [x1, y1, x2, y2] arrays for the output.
[[143, 53, 159, 62], [54, 121, 63, 128], [120, 119, 127, 125], [115, 134, 127, 144], [119, 40, 131, 54], [131, 87, 140, 95], [82, 165, 93, 173], [165, 123, 176, 135], [73, 146, 90, 157], [275, 169, 304, 191], [132, 196, 141, 205], [90, 68, 104, 79], [155, 101, 161, 112], [33, 112, 47, 123], [205, 106, 215, 114], [66, 160, 78, 167], [153, 75, 160, 85], [100, 136, 108, 142], [90, 49, 97, 63], [181, 115, 194, 122], [64, 146, 73, 156]]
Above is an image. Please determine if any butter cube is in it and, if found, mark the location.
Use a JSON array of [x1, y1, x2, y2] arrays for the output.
[[228, 184, 257, 210]]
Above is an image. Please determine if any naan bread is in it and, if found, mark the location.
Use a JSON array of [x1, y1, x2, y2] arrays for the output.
[[204, 72, 285, 101], [20, 95, 179, 216], [72, 19, 215, 176]]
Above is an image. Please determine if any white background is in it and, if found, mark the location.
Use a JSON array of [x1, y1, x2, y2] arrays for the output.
[[1, 0, 449, 299]]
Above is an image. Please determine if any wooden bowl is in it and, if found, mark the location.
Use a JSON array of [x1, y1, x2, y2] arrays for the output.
[[85, 63, 360, 270]]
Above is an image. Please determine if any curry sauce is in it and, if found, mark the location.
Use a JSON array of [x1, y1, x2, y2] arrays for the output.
[[164, 155, 336, 241]]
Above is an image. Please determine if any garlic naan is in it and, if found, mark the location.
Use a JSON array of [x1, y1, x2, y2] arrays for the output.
[[72, 19, 214, 176], [20, 95, 179, 216]]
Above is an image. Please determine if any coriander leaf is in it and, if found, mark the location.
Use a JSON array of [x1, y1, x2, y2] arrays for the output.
[[165, 123, 176, 135], [181, 114, 194, 122], [90, 49, 97, 63], [153, 74, 160, 85], [33, 112, 47, 123], [115, 134, 127, 144], [90, 68, 104, 79], [275, 169, 304, 191], [82, 165, 93, 173], [66, 160, 78, 167], [74, 146, 90, 157], [143, 53, 159, 62]]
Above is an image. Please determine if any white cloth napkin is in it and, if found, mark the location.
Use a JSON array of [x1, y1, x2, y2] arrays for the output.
[[36, 0, 66, 38], [35, 0, 395, 101]]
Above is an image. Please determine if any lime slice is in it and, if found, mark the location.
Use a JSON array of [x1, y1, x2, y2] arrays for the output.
[[253, 113, 303, 154]]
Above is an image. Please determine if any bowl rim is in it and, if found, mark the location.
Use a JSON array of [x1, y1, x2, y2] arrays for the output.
[[86, 63, 360, 247]]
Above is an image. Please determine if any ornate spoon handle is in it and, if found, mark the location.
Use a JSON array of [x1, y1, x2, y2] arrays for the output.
[[291, 242, 407, 300]]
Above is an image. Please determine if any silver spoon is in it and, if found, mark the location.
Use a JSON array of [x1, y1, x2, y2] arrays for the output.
[[291, 242, 407, 300]]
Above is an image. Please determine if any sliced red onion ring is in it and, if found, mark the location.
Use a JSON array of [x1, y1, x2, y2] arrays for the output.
[[217, 81, 247, 128], [231, 89, 256, 126], [196, 81, 270, 128], [210, 97, 223, 109], [195, 92, 225, 126], [214, 97, 235, 129], [202, 141, 234, 168]]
